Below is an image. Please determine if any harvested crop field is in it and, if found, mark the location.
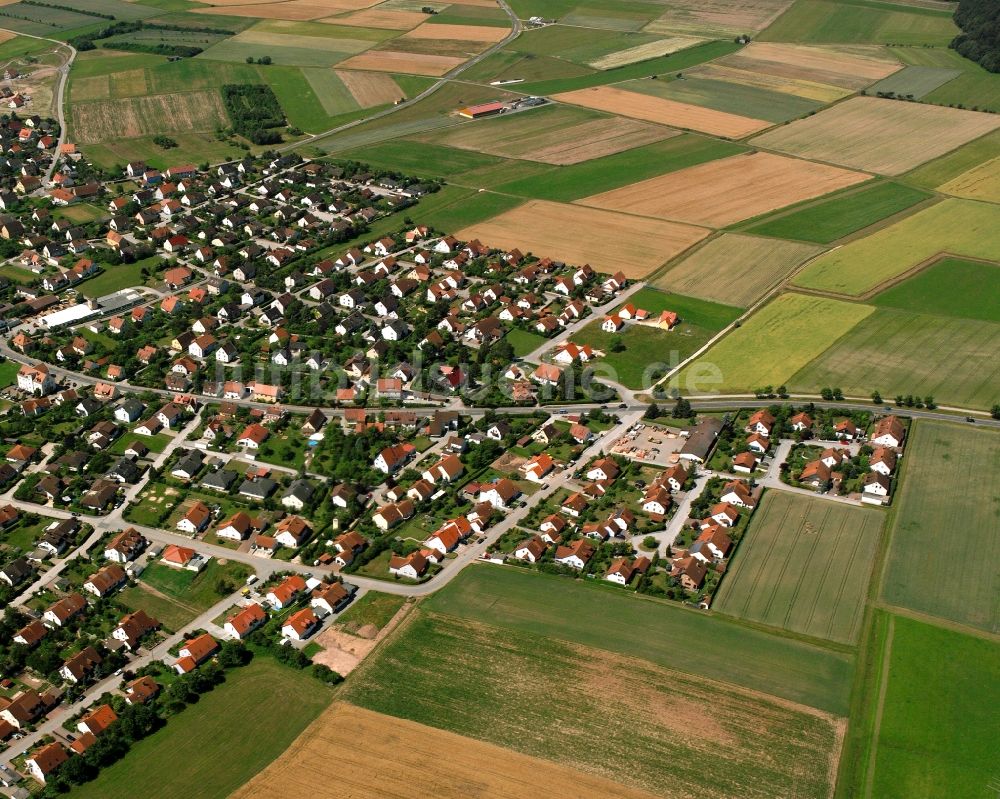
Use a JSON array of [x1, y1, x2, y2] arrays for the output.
[[324, 7, 425, 28], [689, 63, 850, 103], [676, 293, 875, 394], [554, 85, 772, 138], [938, 155, 1000, 203], [429, 106, 677, 165], [793, 199, 1000, 295], [233, 702, 662, 799], [714, 491, 884, 644], [403, 22, 508, 42], [589, 36, 703, 69], [342, 611, 844, 799], [335, 68, 403, 106], [656, 234, 823, 307], [194, 0, 378, 18], [70, 90, 228, 143], [644, 0, 794, 36], [457, 199, 709, 277], [578, 151, 869, 228], [790, 308, 1000, 411], [337, 49, 464, 75], [879, 422, 1000, 632], [752, 96, 1000, 175], [717, 42, 901, 90]]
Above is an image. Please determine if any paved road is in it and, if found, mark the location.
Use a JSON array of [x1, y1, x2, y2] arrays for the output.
[[0, 28, 77, 184]]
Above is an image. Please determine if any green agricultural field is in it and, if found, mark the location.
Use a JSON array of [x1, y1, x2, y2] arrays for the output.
[[744, 182, 931, 244], [504, 24, 662, 66], [868, 65, 963, 98], [516, 39, 742, 95], [861, 617, 1000, 799], [623, 75, 823, 123], [793, 199, 1000, 295], [676, 293, 874, 395], [339, 139, 506, 179], [791, 308, 1000, 409], [879, 422, 1000, 631], [69, 657, 333, 799], [872, 257, 1000, 323], [301, 67, 359, 116], [894, 46, 1000, 113], [759, 0, 958, 45], [494, 135, 746, 202], [573, 290, 742, 389], [424, 565, 854, 714], [414, 188, 525, 231], [0, 35, 55, 60], [462, 49, 596, 85], [905, 128, 1000, 189], [259, 66, 369, 133], [345, 610, 843, 799], [656, 233, 823, 307], [714, 491, 884, 644]]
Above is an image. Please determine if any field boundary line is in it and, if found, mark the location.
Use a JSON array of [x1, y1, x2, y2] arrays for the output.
[[861, 615, 894, 799], [872, 601, 1000, 642]]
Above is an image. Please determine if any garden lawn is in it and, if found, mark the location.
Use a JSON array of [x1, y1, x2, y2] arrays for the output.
[[879, 421, 1000, 632], [505, 327, 548, 358], [424, 564, 853, 714], [792, 199, 1000, 295], [790, 308, 1000, 411], [744, 182, 930, 244], [140, 560, 253, 613], [78, 262, 147, 298], [676, 293, 874, 395], [866, 616, 1000, 798], [69, 657, 332, 799], [0, 361, 18, 389], [117, 582, 200, 631], [335, 591, 406, 633], [871, 257, 1000, 323]]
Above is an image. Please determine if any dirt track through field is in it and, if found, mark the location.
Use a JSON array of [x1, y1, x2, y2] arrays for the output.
[[457, 199, 709, 276], [554, 85, 772, 138], [230, 702, 664, 799], [579, 151, 870, 227]]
